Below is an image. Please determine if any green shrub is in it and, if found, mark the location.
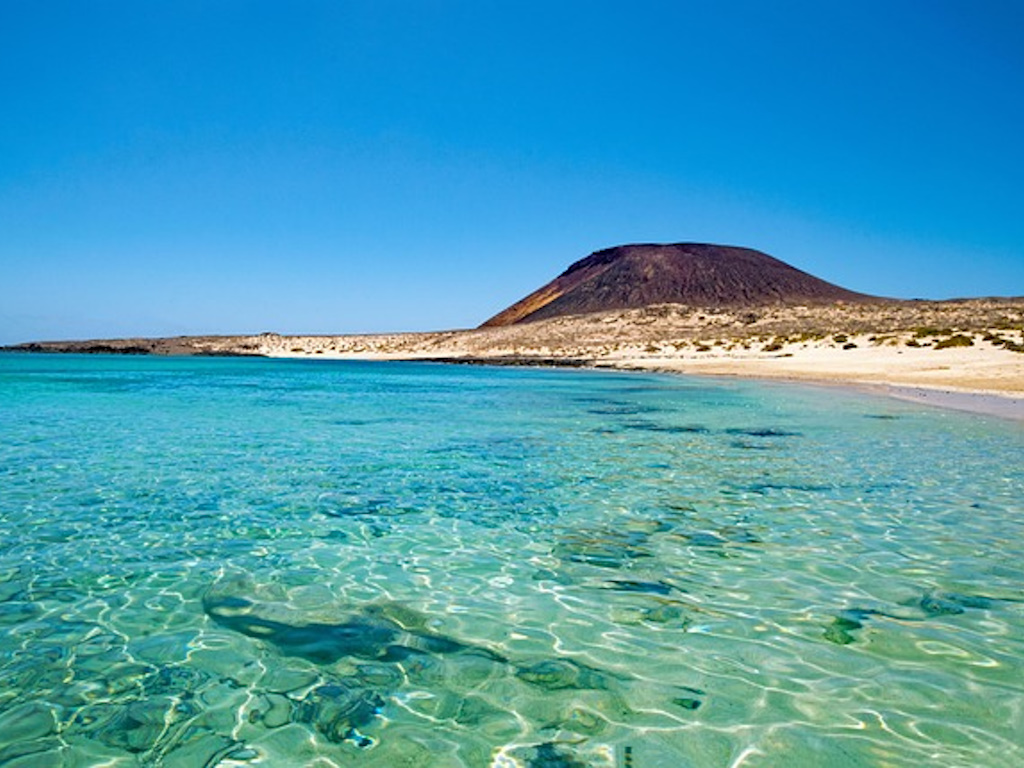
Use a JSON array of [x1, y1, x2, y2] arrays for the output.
[[983, 334, 1024, 352], [933, 334, 974, 350]]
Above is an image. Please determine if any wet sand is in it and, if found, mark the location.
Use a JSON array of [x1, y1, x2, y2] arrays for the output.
[[872, 386, 1024, 421]]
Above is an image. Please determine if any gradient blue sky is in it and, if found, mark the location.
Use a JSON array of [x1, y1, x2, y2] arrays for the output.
[[2, 1, 1022, 343]]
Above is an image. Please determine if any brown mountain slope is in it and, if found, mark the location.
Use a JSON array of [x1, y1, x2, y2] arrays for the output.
[[481, 243, 877, 327]]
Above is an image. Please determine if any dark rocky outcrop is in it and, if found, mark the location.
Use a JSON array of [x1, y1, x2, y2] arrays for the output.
[[481, 243, 876, 327], [1, 337, 266, 356]]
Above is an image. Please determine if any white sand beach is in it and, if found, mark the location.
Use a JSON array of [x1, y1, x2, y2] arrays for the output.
[[601, 337, 1024, 420]]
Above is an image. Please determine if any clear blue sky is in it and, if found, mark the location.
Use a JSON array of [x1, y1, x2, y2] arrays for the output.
[[2, 1, 1022, 344]]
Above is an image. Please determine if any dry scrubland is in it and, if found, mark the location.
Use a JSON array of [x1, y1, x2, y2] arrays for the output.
[[14, 299, 1024, 402]]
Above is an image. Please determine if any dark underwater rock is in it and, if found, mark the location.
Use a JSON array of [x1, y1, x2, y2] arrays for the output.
[[746, 482, 832, 494], [297, 682, 383, 744], [672, 696, 702, 710], [822, 610, 874, 645], [723, 427, 802, 438], [527, 741, 590, 768], [919, 590, 996, 616], [603, 579, 674, 596], [515, 658, 613, 691], [620, 419, 709, 434], [553, 529, 653, 569], [203, 595, 509, 666]]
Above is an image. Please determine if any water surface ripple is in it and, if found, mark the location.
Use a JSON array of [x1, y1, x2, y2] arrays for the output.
[[1, 354, 1022, 767]]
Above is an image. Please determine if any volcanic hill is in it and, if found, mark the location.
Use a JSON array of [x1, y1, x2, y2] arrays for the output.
[[481, 243, 876, 327]]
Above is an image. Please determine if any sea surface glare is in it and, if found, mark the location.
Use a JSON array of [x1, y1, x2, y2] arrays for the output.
[[1, 353, 1022, 767]]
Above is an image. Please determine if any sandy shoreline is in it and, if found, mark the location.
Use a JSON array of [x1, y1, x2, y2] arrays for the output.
[[8, 299, 1023, 420], [244, 333, 1024, 421], [264, 328, 1024, 420], [589, 334, 1024, 420], [613, 361, 1024, 421], [870, 386, 1024, 421]]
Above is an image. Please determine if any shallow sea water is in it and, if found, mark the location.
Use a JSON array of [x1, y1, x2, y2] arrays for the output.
[[1, 353, 1023, 767]]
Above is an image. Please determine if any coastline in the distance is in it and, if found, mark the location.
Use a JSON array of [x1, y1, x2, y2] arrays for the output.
[[6, 243, 1023, 418]]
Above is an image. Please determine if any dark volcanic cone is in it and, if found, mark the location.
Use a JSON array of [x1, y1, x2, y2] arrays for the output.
[[481, 243, 876, 327]]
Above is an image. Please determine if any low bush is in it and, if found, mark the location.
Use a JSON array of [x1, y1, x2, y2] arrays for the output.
[[933, 334, 974, 350]]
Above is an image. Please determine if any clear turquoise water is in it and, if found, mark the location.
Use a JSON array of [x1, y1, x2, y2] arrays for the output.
[[1, 353, 1023, 767]]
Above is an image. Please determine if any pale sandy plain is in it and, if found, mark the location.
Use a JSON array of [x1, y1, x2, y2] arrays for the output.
[[14, 299, 1024, 419]]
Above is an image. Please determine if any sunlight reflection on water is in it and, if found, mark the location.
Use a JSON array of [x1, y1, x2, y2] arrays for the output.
[[1, 353, 1022, 766]]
